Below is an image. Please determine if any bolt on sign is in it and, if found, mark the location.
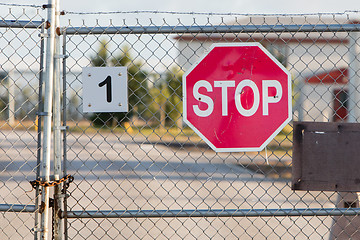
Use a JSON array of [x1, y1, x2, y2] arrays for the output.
[[183, 43, 292, 152], [82, 67, 128, 112]]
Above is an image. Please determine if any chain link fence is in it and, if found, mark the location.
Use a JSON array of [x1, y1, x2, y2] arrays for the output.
[[1, 4, 360, 239], [0, 5, 44, 240]]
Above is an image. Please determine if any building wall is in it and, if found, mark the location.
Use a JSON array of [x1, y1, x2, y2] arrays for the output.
[[177, 41, 212, 72], [177, 39, 351, 122], [287, 41, 349, 80], [177, 40, 349, 78]]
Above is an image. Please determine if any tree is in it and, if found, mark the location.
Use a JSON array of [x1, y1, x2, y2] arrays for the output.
[[90, 39, 108, 67], [151, 78, 170, 131], [164, 67, 183, 129], [150, 66, 183, 129]]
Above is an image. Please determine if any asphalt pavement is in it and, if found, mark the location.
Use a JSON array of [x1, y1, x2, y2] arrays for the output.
[[0, 130, 338, 239]]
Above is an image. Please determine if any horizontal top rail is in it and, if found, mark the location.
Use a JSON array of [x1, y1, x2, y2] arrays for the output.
[[2, 20, 358, 34], [64, 208, 360, 218], [0, 19, 43, 29], [62, 24, 360, 35]]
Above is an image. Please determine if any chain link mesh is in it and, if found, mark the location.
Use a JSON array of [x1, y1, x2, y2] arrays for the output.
[[0, 5, 45, 240], [1, 5, 360, 239]]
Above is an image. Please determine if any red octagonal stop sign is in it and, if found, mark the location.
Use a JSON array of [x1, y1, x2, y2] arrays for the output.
[[183, 43, 292, 152]]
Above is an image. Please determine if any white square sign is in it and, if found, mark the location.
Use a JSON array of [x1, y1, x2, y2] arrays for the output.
[[82, 67, 128, 112]]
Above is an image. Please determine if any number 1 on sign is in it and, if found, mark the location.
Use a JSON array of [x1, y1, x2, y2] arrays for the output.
[[82, 67, 128, 113], [98, 75, 112, 103]]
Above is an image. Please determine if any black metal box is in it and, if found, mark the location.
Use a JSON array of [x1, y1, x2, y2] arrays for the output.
[[292, 121, 360, 192]]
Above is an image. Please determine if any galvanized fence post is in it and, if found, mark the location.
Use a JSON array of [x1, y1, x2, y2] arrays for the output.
[[41, 0, 56, 239], [53, 0, 63, 239], [61, 31, 69, 240], [34, 18, 46, 240]]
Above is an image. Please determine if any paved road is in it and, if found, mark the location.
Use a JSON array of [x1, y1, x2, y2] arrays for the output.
[[0, 130, 337, 239]]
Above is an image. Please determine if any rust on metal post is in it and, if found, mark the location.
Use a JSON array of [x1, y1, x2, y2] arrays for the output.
[[39, 201, 46, 214], [45, 21, 51, 30], [55, 27, 61, 36]]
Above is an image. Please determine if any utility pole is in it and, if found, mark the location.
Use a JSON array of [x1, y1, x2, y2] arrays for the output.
[[7, 69, 15, 126]]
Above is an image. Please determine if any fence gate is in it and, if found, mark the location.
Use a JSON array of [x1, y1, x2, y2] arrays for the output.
[[2, 4, 360, 240], [60, 12, 360, 240]]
